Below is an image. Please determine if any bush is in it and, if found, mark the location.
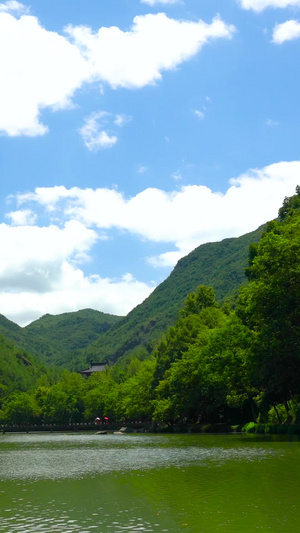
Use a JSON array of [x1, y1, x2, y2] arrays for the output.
[[242, 421, 257, 433]]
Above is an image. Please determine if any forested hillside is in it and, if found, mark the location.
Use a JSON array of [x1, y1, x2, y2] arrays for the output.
[[0, 224, 264, 371], [0, 309, 121, 370], [0, 189, 299, 429], [0, 333, 53, 398], [25, 309, 121, 368], [83, 224, 265, 364]]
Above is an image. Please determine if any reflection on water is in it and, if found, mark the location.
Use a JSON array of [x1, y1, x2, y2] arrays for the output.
[[0, 433, 299, 532], [0, 433, 276, 480]]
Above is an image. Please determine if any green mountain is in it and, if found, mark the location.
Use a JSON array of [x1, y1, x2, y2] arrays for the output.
[[0, 333, 49, 399], [0, 225, 265, 370], [0, 309, 121, 370], [25, 308, 121, 368], [83, 224, 265, 364]]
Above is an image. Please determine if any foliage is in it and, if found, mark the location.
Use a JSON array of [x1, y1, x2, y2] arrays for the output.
[[34, 371, 87, 424], [237, 187, 300, 414], [0, 333, 51, 409], [181, 285, 216, 317], [152, 312, 254, 425], [1, 392, 40, 425], [0, 191, 299, 428], [118, 358, 156, 420], [25, 309, 121, 368], [82, 225, 264, 363], [0, 309, 121, 370]]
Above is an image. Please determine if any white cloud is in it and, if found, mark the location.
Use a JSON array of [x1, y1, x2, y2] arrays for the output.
[[0, 220, 97, 287], [171, 170, 182, 181], [141, 0, 182, 5], [147, 250, 183, 267], [66, 14, 235, 90], [0, 11, 90, 136], [79, 112, 118, 151], [1, 267, 154, 327], [138, 165, 148, 174], [194, 109, 205, 120], [238, 0, 300, 11], [16, 160, 300, 263], [6, 209, 37, 226], [0, 1, 29, 14], [0, 11, 235, 136], [265, 118, 279, 125], [0, 219, 153, 325], [114, 114, 132, 127], [2, 160, 299, 324], [272, 19, 300, 42], [79, 110, 132, 150]]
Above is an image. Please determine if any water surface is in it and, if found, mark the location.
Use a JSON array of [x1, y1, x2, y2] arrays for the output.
[[0, 432, 299, 531]]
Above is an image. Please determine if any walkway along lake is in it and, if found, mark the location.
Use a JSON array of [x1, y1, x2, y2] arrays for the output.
[[0, 432, 299, 532]]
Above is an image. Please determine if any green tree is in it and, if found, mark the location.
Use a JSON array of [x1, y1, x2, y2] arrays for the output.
[[36, 371, 86, 424], [153, 315, 253, 425], [3, 392, 39, 425], [84, 370, 119, 420], [238, 189, 300, 417], [120, 358, 156, 421], [181, 285, 216, 317], [153, 290, 223, 386]]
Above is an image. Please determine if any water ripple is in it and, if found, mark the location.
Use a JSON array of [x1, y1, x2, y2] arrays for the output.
[[0, 433, 276, 481]]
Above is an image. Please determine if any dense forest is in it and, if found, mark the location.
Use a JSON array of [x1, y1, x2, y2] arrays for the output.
[[0, 189, 299, 432], [0, 309, 121, 370]]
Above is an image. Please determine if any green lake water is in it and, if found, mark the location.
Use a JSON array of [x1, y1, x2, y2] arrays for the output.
[[0, 432, 299, 532]]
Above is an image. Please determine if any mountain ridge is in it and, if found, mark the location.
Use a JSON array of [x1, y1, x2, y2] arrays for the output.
[[82, 224, 265, 364], [0, 224, 265, 369]]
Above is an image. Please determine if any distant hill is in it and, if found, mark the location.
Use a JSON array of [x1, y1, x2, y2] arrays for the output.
[[25, 308, 121, 368], [0, 224, 265, 370], [83, 224, 265, 364], [0, 309, 121, 370], [0, 314, 43, 358]]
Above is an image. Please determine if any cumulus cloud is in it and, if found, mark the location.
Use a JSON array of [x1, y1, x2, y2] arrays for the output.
[[16, 160, 300, 264], [0, 220, 97, 291], [1, 268, 154, 327], [66, 14, 235, 90], [0, 10, 235, 136], [0, 219, 154, 325], [237, 0, 300, 11], [6, 209, 37, 226], [2, 160, 299, 324], [0, 10, 90, 136], [272, 19, 300, 42]]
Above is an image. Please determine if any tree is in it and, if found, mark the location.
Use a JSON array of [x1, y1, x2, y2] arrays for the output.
[[238, 189, 300, 416], [84, 371, 119, 420], [181, 285, 216, 317], [3, 392, 39, 425], [278, 185, 300, 221], [119, 358, 156, 420], [36, 371, 87, 424]]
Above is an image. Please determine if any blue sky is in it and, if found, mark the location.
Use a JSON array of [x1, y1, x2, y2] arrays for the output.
[[0, 0, 300, 326]]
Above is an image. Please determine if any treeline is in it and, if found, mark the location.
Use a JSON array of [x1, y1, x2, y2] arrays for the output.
[[0, 188, 299, 428]]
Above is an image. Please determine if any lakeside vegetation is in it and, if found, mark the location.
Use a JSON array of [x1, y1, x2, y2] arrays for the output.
[[0, 189, 299, 430]]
